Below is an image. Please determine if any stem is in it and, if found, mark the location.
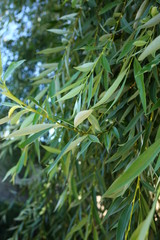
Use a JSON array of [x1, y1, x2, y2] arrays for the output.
[[125, 176, 140, 240]]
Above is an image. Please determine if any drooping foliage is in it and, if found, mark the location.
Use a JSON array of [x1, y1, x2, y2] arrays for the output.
[[0, 0, 160, 239]]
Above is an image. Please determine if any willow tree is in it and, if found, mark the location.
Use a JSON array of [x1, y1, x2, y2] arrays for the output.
[[0, 0, 160, 239]]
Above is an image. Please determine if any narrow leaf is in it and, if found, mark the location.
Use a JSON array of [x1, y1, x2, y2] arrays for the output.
[[93, 69, 127, 108], [0, 116, 10, 125], [138, 35, 160, 61], [37, 46, 65, 54], [7, 124, 59, 138], [57, 84, 84, 102], [41, 145, 61, 154], [3, 60, 25, 80], [74, 62, 94, 72], [103, 138, 160, 198], [65, 217, 88, 240], [8, 105, 22, 118], [48, 29, 68, 34], [130, 194, 158, 240], [99, 1, 121, 15], [134, 58, 146, 113], [141, 13, 160, 29]]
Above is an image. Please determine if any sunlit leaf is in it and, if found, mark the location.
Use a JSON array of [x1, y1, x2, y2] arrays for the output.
[[3, 60, 25, 81], [74, 109, 93, 127], [74, 62, 94, 72], [57, 84, 84, 102], [138, 35, 160, 61], [103, 138, 160, 198], [7, 124, 59, 138], [141, 13, 160, 29]]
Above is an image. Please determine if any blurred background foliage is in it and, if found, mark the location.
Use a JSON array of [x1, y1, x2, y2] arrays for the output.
[[0, 0, 160, 239]]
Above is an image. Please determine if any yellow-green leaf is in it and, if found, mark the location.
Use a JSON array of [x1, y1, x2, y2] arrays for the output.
[[8, 105, 22, 118], [41, 145, 61, 154], [133, 40, 146, 47], [7, 124, 59, 138], [0, 116, 10, 125], [130, 192, 159, 240], [74, 62, 94, 72], [57, 84, 84, 102], [103, 138, 160, 198]]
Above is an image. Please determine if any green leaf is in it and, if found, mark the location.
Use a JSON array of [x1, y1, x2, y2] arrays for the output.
[[2, 166, 17, 182], [41, 63, 58, 69], [65, 217, 88, 240], [10, 110, 28, 125], [138, 35, 160, 61], [88, 134, 100, 144], [48, 136, 87, 175], [41, 145, 61, 154], [103, 138, 160, 198], [88, 114, 101, 132], [7, 124, 59, 138], [57, 84, 84, 102], [3, 60, 25, 81], [154, 154, 160, 172], [93, 69, 127, 108], [123, 110, 143, 135], [130, 193, 158, 240], [141, 13, 160, 29], [54, 188, 67, 211], [133, 40, 146, 47], [74, 62, 94, 72], [99, 1, 121, 15], [101, 55, 111, 73], [48, 28, 69, 34], [37, 46, 65, 54], [60, 13, 77, 20], [74, 109, 93, 127], [0, 116, 10, 125], [116, 205, 132, 240], [16, 148, 28, 174], [87, 74, 93, 107], [107, 132, 142, 163], [118, 39, 134, 61], [134, 58, 146, 113], [64, 136, 87, 155], [31, 68, 53, 81], [19, 128, 52, 148]]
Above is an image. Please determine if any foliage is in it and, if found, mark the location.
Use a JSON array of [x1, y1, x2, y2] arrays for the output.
[[0, 0, 160, 239]]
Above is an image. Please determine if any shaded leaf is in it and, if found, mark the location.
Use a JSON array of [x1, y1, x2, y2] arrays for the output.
[[134, 58, 146, 113], [93, 69, 127, 108]]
